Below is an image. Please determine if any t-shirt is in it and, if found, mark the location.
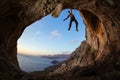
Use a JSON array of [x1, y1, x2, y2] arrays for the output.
[[69, 13, 75, 19]]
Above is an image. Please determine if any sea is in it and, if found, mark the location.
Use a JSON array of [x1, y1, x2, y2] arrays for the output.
[[17, 54, 67, 72]]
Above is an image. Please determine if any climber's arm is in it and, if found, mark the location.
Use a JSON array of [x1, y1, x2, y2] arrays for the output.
[[63, 15, 69, 21], [70, 9, 72, 13]]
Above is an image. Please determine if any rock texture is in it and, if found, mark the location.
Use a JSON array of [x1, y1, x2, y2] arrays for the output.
[[0, 0, 120, 80]]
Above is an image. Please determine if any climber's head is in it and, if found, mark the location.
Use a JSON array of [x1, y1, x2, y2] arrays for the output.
[[68, 11, 70, 13]]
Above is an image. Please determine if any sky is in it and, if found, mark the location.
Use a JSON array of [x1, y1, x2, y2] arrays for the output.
[[17, 9, 85, 55]]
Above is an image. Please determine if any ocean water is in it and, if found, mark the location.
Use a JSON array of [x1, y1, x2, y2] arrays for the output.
[[17, 54, 66, 72]]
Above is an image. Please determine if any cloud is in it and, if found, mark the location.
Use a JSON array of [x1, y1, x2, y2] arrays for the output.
[[50, 30, 61, 39], [71, 39, 78, 44]]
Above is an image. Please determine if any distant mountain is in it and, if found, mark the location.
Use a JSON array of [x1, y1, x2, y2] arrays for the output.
[[18, 53, 70, 59], [40, 54, 70, 59]]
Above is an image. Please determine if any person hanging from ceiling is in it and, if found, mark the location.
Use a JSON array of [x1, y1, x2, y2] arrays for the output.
[[63, 9, 79, 32]]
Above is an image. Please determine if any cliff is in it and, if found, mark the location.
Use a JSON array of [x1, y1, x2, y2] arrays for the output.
[[0, 0, 120, 80]]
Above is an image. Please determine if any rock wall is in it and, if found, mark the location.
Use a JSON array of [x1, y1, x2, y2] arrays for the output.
[[0, 0, 120, 80]]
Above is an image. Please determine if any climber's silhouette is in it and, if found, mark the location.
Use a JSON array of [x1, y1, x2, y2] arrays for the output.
[[63, 9, 78, 31]]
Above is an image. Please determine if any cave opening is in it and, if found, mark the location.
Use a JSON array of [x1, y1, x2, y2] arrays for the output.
[[17, 9, 85, 72]]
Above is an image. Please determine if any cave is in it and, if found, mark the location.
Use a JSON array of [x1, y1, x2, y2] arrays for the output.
[[0, 0, 120, 80], [17, 10, 85, 73]]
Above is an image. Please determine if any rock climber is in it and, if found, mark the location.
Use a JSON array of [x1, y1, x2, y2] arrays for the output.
[[63, 9, 78, 31]]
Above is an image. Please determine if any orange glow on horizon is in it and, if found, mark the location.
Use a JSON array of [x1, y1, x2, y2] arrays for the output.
[[18, 47, 58, 56]]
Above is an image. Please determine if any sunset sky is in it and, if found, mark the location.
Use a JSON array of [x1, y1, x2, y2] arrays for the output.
[[17, 9, 85, 55]]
